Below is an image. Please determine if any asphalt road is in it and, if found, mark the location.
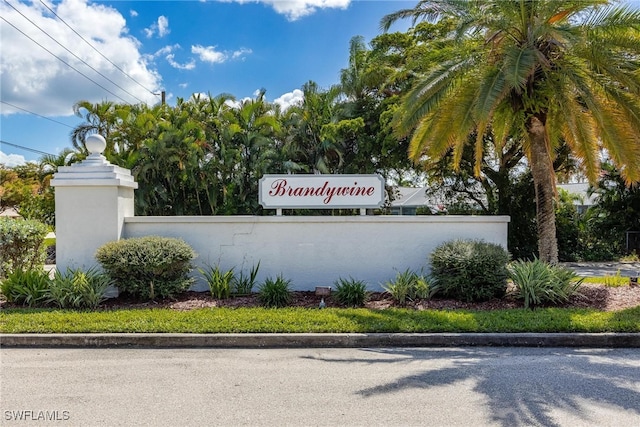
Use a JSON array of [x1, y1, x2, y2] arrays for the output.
[[1, 347, 639, 426], [561, 262, 640, 278]]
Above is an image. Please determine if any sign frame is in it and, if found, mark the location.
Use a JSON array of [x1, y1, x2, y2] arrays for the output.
[[259, 174, 385, 209]]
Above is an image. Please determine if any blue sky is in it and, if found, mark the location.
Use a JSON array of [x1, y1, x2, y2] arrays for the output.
[[1, 0, 413, 165]]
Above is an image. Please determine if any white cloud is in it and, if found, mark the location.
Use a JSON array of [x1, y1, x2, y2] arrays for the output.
[[152, 44, 180, 58], [232, 48, 253, 60], [179, 82, 189, 89], [157, 16, 170, 37], [273, 89, 304, 111], [144, 15, 170, 38], [192, 45, 252, 65], [0, 0, 161, 117], [166, 54, 196, 70], [227, 0, 351, 21], [129, 10, 138, 18], [0, 151, 27, 167], [192, 45, 226, 64]]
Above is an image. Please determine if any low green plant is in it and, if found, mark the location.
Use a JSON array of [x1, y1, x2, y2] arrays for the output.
[[200, 265, 235, 299], [410, 274, 434, 300], [508, 258, 584, 309], [0, 268, 51, 307], [47, 267, 111, 309], [258, 275, 292, 308], [620, 253, 640, 262], [603, 270, 628, 287], [430, 239, 510, 302], [95, 236, 196, 300], [334, 277, 368, 307], [383, 269, 434, 306], [232, 261, 260, 296], [0, 218, 48, 279]]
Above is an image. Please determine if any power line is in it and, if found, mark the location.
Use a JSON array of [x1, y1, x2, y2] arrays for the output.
[[4, 0, 147, 104], [0, 15, 131, 104], [0, 101, 74, 129], [0, 140, 55, 157], [38, 0, 160, 99]]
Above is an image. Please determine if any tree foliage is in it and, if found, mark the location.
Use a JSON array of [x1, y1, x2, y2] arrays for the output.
[[383, 0, 640, 262]]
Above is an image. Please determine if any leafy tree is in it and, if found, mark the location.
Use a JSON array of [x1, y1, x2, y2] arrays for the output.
[[585, 163, 640, 257], [0, 163, 55, 226], [383, 0, 640, 263]]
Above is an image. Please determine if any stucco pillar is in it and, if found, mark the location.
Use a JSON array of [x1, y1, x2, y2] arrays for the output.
[[51, 135, 138, 273]]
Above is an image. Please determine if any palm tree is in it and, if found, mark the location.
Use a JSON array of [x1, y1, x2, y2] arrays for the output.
[[282, 81, 344, 173], [383, 0, 640, 263], [70, 100, 120, 154]]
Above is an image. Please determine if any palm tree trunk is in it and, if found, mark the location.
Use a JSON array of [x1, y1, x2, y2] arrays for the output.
[[527, 115, 559, 263]]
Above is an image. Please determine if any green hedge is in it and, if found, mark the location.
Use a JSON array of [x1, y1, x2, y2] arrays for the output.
[[95, 236, 196, 300], [0, 218, 48, 278], [430, 239, 510, 302]]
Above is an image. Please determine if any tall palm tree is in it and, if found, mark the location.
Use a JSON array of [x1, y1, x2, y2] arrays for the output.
[[383, 0, 640, 263]]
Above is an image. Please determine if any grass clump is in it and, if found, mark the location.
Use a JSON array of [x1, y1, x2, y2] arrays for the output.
[[383, 269, 434, 306], [507, 259, 583, 309], [199, 265, 234, 299], [232, 261, 260, 296], [258, 275, 292, 308], [603, 270, 628, 287], [0, 268, 51, 307], [1, 267, 111, 309], [47, 267, 111, 309], [334, 277, 368, 307]]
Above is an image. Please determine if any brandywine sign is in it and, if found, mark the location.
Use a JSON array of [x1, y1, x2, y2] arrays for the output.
[[259, 174, 385, 209]]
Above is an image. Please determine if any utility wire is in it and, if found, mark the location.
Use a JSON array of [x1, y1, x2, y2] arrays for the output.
[[4, 0, 147, 104], [0, 101, 75, 129], [0, 140, 55, 157], [38, 0, 160, 99], [0, 15, 131, 104]]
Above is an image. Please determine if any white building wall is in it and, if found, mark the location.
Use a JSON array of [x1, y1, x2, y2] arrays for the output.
[[124, 215, 510, 291]]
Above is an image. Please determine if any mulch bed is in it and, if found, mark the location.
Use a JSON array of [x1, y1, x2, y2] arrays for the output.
[[2, 283, 638, 312], [91, 282, 640, 312]]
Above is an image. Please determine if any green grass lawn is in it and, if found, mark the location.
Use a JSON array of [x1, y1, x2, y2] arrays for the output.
[[1, 305, 639, 334]]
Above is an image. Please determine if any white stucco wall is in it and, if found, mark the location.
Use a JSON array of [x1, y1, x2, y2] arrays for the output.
[[55, 186, 134, 272], [124, 215, 510, 291], [51, 152, 137, 273]]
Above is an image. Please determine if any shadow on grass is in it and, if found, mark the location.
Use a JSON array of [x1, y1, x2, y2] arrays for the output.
[[302, 347, 640, 426], [332, 305, 640, 333]]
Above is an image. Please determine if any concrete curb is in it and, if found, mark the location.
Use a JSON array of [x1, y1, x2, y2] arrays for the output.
[[1, 333, 639, 348]]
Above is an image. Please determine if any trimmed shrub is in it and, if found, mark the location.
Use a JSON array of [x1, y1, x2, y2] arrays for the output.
[[430, 239, 510, 302], [48, 267, 112, 309], [334, 277, 368, 307], [258, 275, 292, 308], [95, 236, 196, 300], [508, 259, 583, 309], [0, 268, 51, 307], [0, 218, 48, 279]]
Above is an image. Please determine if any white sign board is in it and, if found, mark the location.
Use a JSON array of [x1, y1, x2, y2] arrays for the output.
[[259, 174, 385, 209]]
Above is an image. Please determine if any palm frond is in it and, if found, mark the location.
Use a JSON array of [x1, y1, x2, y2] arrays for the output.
[[395, 55, 478, 136], [502, 45, 538, 94]]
